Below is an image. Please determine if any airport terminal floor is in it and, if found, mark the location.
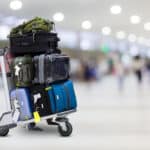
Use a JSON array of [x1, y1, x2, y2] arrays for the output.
[[1, 75, 150, 150]]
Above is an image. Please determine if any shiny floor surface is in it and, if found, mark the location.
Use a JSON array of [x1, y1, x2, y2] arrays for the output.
[[1, 75, 150, 150]]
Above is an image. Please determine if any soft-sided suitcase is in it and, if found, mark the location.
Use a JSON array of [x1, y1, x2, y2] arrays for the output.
[[10, 32, 61, 55], [33, 54, 70, 84], [29, 85, 52, 117], [46, 80, 77, 113], [10, 88, 33, 121], [11, 55, 34, 87], [63, 80, 77, 110]]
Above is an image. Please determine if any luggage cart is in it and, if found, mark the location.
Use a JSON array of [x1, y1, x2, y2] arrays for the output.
[[0, 52, 16, 136], [18, 109, 76, 137], [0, 50, 76, 137]]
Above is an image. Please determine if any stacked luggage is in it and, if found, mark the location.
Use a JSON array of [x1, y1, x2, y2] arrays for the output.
[[0, 17, 77, 137]]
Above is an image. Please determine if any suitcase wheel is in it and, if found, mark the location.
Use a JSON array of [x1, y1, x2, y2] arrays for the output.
[[58, 121, 73, 137], [0, 127, 9, 137], [27, 123, 36, 130]]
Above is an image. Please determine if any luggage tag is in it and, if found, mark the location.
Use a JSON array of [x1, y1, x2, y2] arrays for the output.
[[45, 86, 52, 91], [33, 111, 41, 123]]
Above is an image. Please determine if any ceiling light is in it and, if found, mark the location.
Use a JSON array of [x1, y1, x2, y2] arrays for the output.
[[128, 34, 136, 42], [53, 12, 64, 22], [81, 20, 92, 30], [10, 0, 22, 10], [144, 22, 150, 31], [130, 15, 141, 24], [102, 26, 111, 35], [116, 31, 126, 39], [110, 5, 122, 15]]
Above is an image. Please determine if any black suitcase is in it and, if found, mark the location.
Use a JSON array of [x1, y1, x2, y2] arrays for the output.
[[29, 85, 52, 117], [9, 32, 61, 55], [33, 54, 70, 84]]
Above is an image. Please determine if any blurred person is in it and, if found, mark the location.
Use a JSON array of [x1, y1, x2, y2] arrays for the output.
[[145, 58, 150, 84], [115, 56, 125, 91], [107, 57, 114, 74], [83, 61, 98, 82], [132, 55, 144, 85]]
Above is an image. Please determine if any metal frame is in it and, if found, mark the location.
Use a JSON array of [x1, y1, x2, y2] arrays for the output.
[[0, 55, 15, 128], [18, 109, 76, 125]]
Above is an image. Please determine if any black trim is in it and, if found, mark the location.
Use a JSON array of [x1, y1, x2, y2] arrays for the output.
[[0, 123, 17, 129]]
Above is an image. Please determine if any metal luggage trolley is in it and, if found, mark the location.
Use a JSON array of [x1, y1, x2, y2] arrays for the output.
[[0, 50, 76, 137]]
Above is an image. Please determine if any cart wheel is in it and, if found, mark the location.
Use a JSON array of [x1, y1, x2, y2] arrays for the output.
[[47, 119, 53, 125], [28, 123, 36, 130], [58, 121, 73, 137], [0, 127, 9, 137]]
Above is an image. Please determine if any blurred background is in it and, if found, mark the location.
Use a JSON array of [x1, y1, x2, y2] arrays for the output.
[[1, 0, 150, 149]]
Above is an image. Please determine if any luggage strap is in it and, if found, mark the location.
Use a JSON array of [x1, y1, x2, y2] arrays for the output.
[[39, 55, 45, 84]]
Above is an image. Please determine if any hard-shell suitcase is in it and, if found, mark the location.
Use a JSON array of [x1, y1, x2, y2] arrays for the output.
[[10, 32, 61, 55], [11, 55, 34, 87], [29, 85, 52, 117], [46, 80, 77, 113], [10, 88, 33, 121], [33, 54, 70, 84]]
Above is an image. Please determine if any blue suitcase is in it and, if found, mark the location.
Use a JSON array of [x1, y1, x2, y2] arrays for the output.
[[46, 80, 77, 113], [10, 88, 33, 121]]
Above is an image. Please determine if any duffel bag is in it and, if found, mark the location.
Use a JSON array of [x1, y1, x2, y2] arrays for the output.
[[10, 17, 54, 37]]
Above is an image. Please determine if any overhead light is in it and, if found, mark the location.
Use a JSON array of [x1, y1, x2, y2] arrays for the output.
[[81, 20, 92, 30], [130, 15, 141, 24], [144, 22, 150, 31], [102, 26, 111, 35], [110, 5, 122, 15], [128, 34, 136, 42], [116, 31, 126, 39], [0, 25, 10, 40], [10, 0, 22, 10], [53, 12, 64, 22]]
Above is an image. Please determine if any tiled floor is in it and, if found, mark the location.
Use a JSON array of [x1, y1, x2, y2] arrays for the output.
[[1, 75, 150, 150]]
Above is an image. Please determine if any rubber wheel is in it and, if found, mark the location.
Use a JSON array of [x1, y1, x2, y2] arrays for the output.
[[58, 121, 73, 137], [0, 127, 9, 137], [47, 119, 53, 125], [28, 123, 36, 130]]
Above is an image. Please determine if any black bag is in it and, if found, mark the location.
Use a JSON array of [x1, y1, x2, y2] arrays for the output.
[[33, 54, 70, 84], [29, 85, 52, 117], [9, 32, 61, 55]]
